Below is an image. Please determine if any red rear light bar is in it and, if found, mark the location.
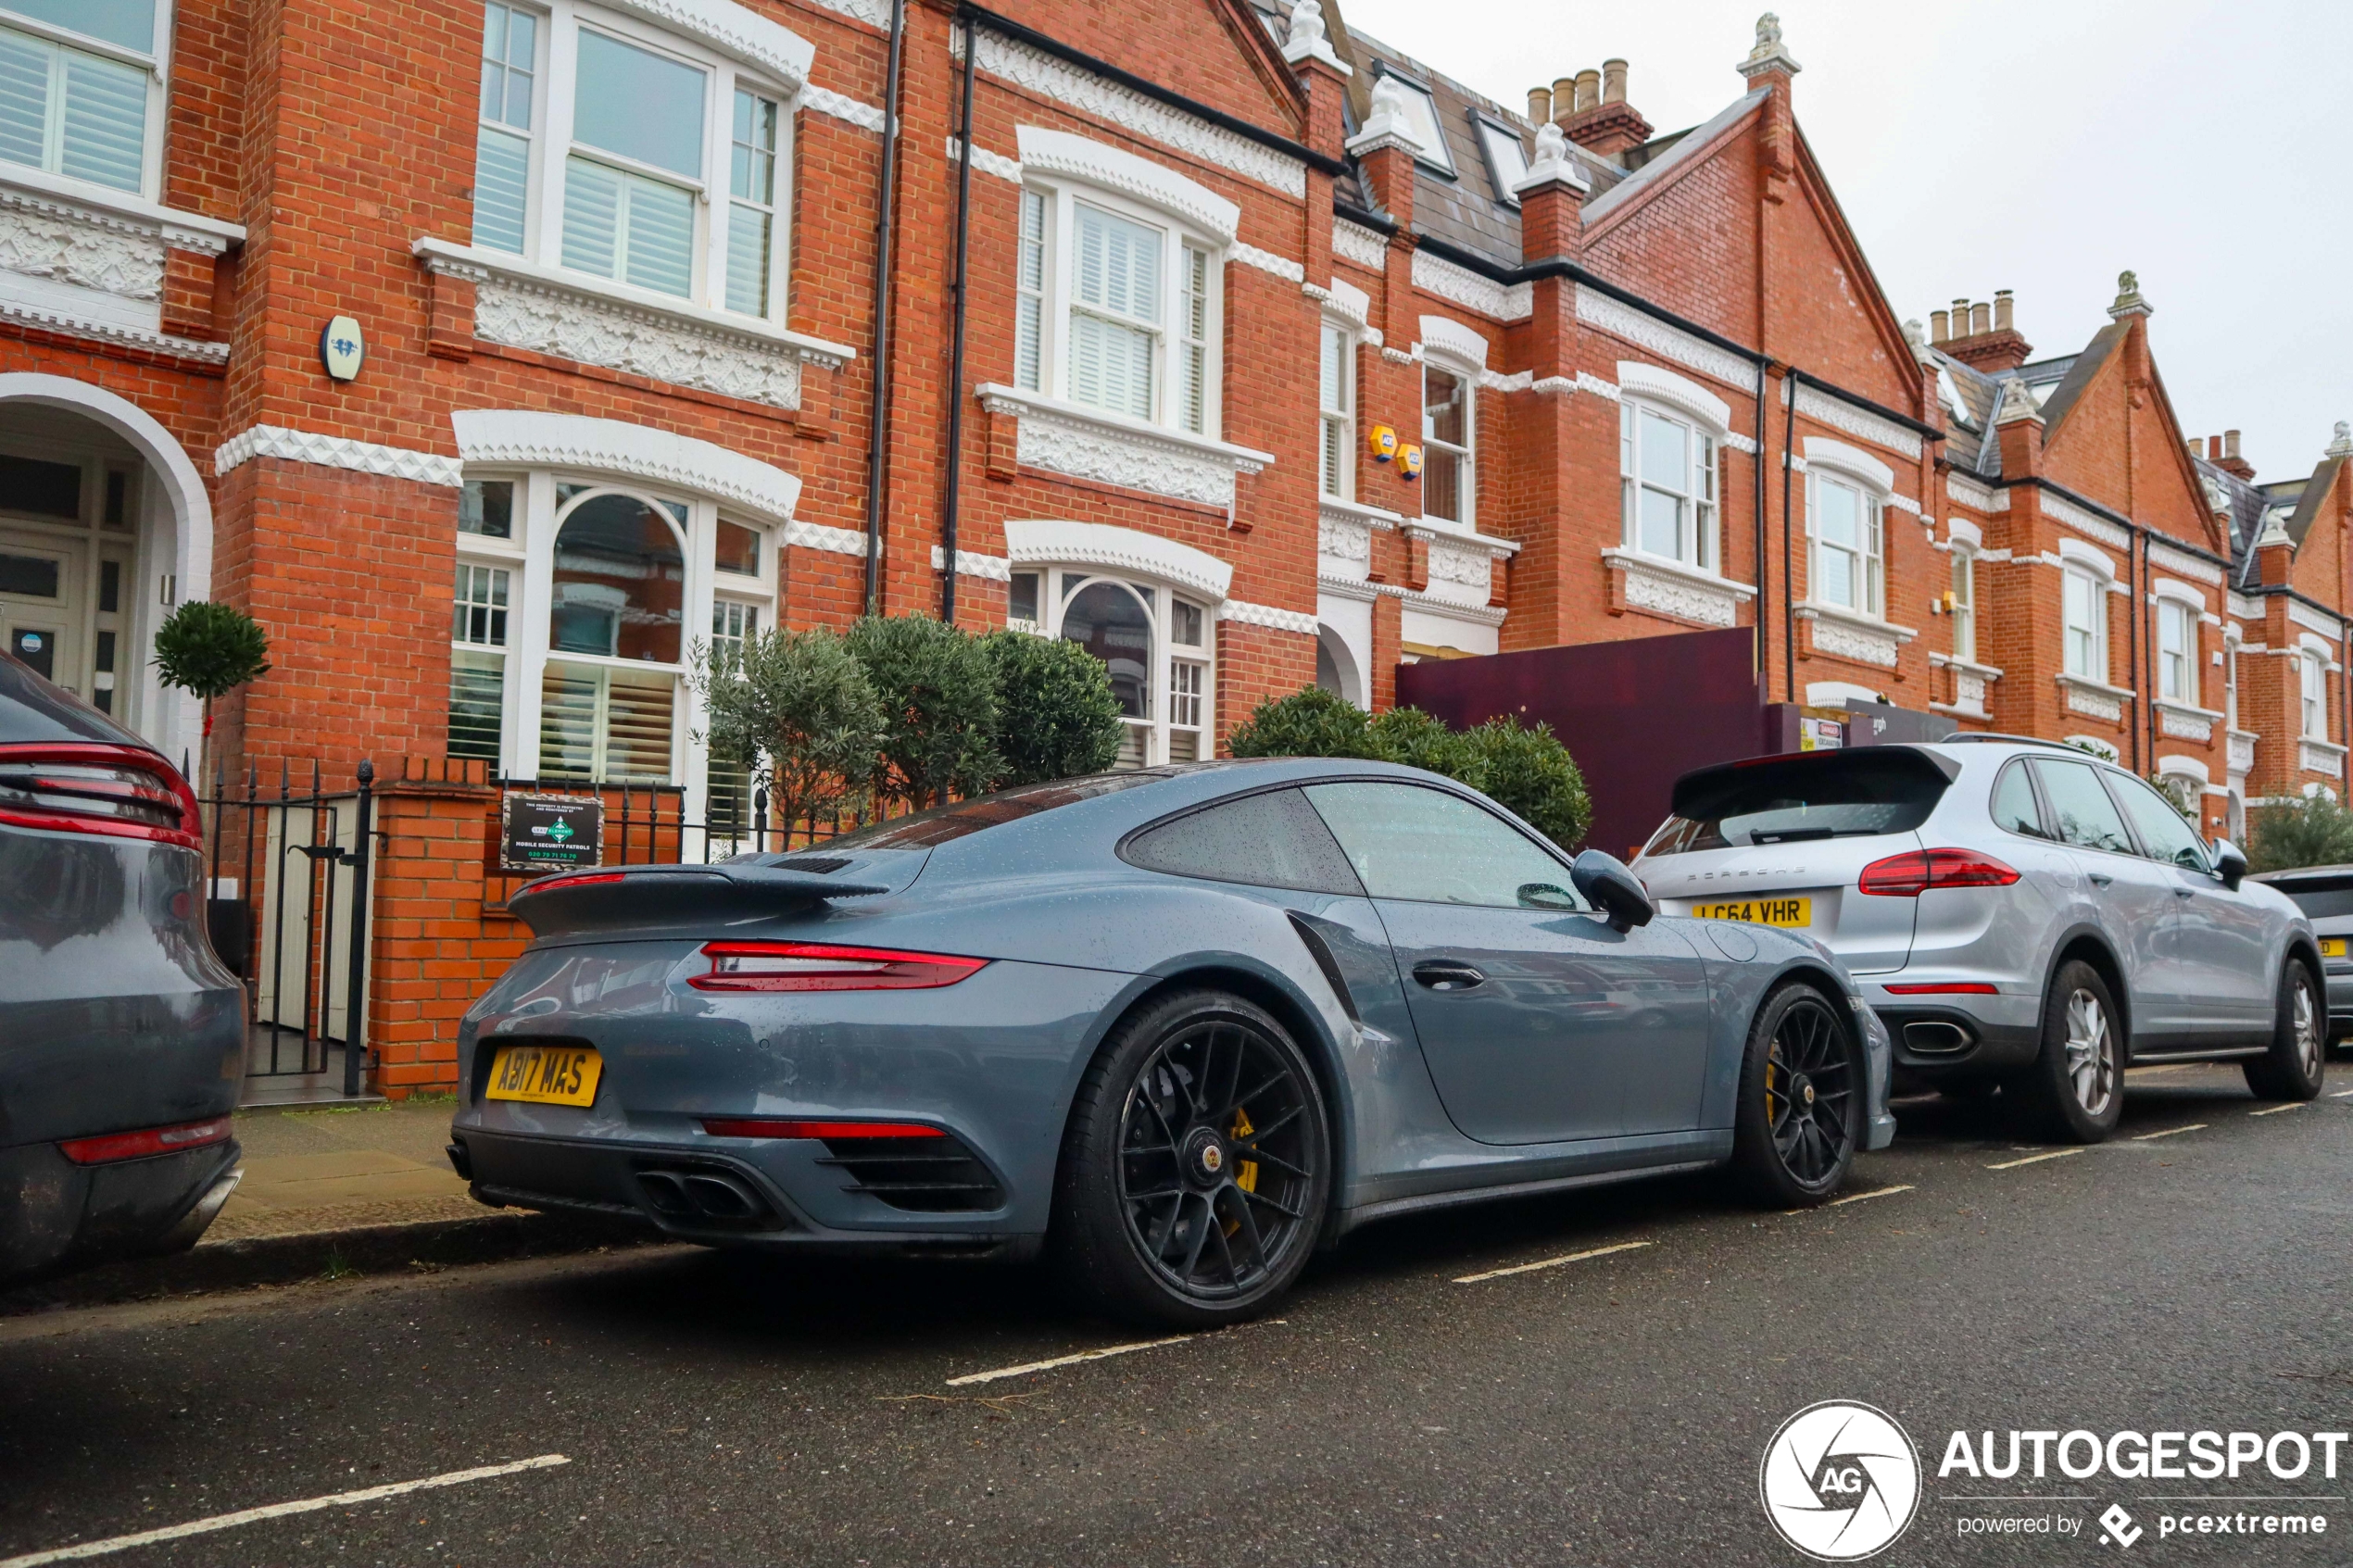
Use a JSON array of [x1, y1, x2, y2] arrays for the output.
[[701, 1118, 947, 1140], [1881, 982, 2002, 996], [59, 1115, 232, 1165], [689, 941, 988, 993], [525, 871, 628, 894], [1857, 848, 2021, 897], [0, 742, 202, 851]]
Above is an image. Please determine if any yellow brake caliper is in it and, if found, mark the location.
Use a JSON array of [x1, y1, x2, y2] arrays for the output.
[[1228, 1108, 1259, 1194]]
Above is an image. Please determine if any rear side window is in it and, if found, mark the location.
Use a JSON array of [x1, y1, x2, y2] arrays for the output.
[[0, 647, 138, 745], [1645, 750, 1952, 856], [2271, 876, 2353, 919], [1990, 761, 2051, 840], [2106, 771, 2210, 872], [825, 772, 1171, 849], [1302, 781, 1586, 910], [2032, 759, 2133, 855], [1123, 787, 1364, 896]]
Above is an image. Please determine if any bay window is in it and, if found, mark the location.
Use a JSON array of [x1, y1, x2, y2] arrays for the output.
[[1004, 568, 1212, 767], [1422, 362, 1472, 525], [2062, 567, 2106, 682], [0, 0, 161, 195], [1619, 401, 1718, 571], [1319, 320, 1353, 499], [2157, 597, 2195, 703], [464, 1, 794, 323], [1808, 471, 1882, 617]]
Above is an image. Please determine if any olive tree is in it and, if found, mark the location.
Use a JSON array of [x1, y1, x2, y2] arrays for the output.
[[847, 614, 1002, 809], [151, 599, 270, 785], [688, 626, 882, 841], [983, 630, 1123, 785]]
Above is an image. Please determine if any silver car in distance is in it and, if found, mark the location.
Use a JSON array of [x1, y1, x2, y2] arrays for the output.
[[1635, 735, 2325, 1142], [451, 759, 1894, 1327]]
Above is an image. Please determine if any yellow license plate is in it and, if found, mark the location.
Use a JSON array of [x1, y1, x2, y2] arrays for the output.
[[485, 1044, 603, 1107], [1691, 896, 1813, 928], [2322, 938, 2347, 960]]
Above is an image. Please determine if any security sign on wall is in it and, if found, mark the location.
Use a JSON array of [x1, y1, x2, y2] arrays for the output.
[[497, 792, 603, 872], [319, 315, 365, 382]]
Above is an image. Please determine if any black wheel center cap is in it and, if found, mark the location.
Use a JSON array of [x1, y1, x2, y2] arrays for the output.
[[1182, 1128, 1228, 1188], [1791, 1073, 1815, 1108]]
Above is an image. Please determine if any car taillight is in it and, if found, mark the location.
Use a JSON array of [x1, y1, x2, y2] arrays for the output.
[[1856, 848, 2021, 897], [525, 871, 628, 893], [700, 1118, 947, 1139], [688, 941, 988, 993], [59, 1115, 232, 1164], [1881, 981, 2002, 995], [0, 743, 202, 850]]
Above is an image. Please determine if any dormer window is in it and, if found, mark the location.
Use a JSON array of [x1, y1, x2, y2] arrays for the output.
[[1371, 69, 1453, 173], [1475, 119, 1528, 205]]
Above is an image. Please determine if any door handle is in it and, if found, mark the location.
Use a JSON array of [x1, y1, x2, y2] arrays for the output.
[[2173, 886, 2196, 898], [1413, 961, 1486, 992], [2088, 872, 2114, 887]]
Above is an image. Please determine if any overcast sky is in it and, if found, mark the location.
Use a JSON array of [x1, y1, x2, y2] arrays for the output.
[[1338, 0, 2352, 485]]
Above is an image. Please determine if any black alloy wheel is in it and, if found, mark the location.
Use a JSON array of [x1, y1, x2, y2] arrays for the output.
[[1730, 984, 1860, 1206], [1054, 990, 1329, 1326]]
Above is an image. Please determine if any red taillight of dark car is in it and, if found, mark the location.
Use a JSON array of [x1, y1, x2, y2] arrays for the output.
[[688, 941, 988, 993], [0, 743, 203, 851], [699, 1118, 948, 1139], [1856, 848, 2021, 897], [59, 1115, 233, 1165]]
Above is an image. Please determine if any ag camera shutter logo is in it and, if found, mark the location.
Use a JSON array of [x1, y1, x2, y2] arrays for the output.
[[1759, 1400, 1921, 1561]]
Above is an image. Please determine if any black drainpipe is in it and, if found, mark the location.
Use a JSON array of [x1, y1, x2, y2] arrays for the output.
[[2127, 523, 2143, 773], [861, 0, 911, 617], [938, 7, 977, 624], [1779, 368, 1800, 705], [1752, 366, 1769, 696]]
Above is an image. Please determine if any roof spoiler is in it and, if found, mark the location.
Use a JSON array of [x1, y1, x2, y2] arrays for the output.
[[1669, 746, 1961, 819], [507, 862, 890, 938]]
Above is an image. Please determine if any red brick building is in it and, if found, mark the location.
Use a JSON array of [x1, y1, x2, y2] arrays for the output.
[[0, 0, 2338, 1090]]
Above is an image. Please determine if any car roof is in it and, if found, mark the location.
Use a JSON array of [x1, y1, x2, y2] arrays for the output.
[[0, 648, 159, 750]]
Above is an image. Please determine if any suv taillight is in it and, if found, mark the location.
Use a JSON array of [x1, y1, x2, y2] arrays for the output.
[[0, 743, 202, 850], [1857, 848, 2021, 897]]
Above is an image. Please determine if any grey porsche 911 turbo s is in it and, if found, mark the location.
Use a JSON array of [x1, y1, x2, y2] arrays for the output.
[[450, 759, 1894, 1325]]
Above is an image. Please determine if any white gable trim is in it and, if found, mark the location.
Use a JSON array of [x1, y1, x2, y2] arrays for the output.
[[1015, 127, 1240, 243], [451, 409, 803, 523], [1004, 518, 1233, 600]]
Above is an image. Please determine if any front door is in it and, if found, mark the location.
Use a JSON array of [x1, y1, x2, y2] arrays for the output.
[[2032, 759, 2191, 1043], [0, 537, 82, 690], [1302, 781, 1714, 1146], [2105, 769, 2273, 1037]]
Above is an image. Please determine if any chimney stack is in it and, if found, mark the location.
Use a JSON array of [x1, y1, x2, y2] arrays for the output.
[[1942, 287, 2033, 374], [1561, 60, 1652, 159], [2213, 428, 2255, 482]]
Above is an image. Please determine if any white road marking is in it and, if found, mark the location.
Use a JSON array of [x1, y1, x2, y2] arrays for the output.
[[1986, 1148, 2085, 1170], [1453, 1239, 1653, 1286], [2130, 1123, 2208, 1141], [0, 1456, 570, 1568], [1824, 1184, 1914, 1208], [2250, 1102, 2308, 1117], [2331, 1088, 2353, 1098], [945, 1336, 1199, 1386]]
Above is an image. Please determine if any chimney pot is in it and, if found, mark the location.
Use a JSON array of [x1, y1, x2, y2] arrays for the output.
[[1931, 309, 1950, 344], [1993, 289, 2013, 333], [1601, 59, 1628, 104], [2208, 435, 2223, 460], [1552, 76, 1577, 125], [2224, 429, 2241, 459], [1951, 298, 1969, 330], [1528, 86, 1553, 124], [1575, 69, 1600, 113], [1969, 302, 1991, 336], [2185, 437, 2201, 460]]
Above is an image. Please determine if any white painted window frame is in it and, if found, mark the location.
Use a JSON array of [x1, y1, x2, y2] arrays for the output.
[[1619, 396, 1721, 574], [1949, 545, 1977, 664], [0, 0, 174, 201], [2061, 561, 2108, 684], [482, 0, 796, 327], [1318, 316, 1354, 501], [2155, 592, 2196, 704], [1420, 350, 1477, 531], [1806, 465, 1884, 620], [1014, 566, 1214, 767], [2301, 637, 2330, 740]]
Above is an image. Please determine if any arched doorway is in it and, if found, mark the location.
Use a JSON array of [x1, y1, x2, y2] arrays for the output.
[[0, 374, 212, 763]]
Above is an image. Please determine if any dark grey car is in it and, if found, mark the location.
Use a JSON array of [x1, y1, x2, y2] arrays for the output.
[[450, 760, 1894, 1326], [0, 651, 244, 1285], [2249, 864, 2353, 1047]]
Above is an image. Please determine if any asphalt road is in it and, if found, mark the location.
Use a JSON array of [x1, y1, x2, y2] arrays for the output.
[[3, 1061, 2349, 1568]]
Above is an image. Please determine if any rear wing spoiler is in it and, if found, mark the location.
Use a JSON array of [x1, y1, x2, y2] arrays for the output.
[[508, 862, 890, 938], [1668, 746, 1962, 821]]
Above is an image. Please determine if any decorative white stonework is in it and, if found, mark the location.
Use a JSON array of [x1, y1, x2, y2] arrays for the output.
[[1724, 431, 1758, 454], [451, 408, 806, 522], [975, 383, 1273, 509], [1316, 497, 1399, 582], [1278, 0, 1351, 74], [1579, 286, 1758, 392], [1887, 494, 1923, 518], [606, 0, 813, 92], [2057, 671, 2130, 723], [1332, 220, 1388, 269], [0, 295, 230, 364], [2040, 490, 2131, 551], [0, 171, 244, 360], [2229, 730, 2257, 776], [1789, 382, 1923, 459], [415, 239, 851, 411], [962, 30, 1305, 196], [1419, 314, 1490, 370], [1796, 602, 1912, 667], [1479, 370, 1531, 393], [1219, 598, 1319, 635], [947, 137, 1024, 183], [2301, 737, 2347, 780], [2328, 421, 2353, 460], [1992, 376, 2043, 427], [1513, 121, 1587, 195], [0, 196, 164, 302], [1928, 652, 1999, 719], [2155, 699, 2221, 743], [1015, 126, 1240, 242], [216, 426, 463, 487], [1233, 243, 1304, 282], [799, 0, 888, 27], [2289, 599, 2344, 638], [1413, 249, 1530, 322], [785, 519, 869, 557], [1947, 474, 2006, 513], [1322, 276, 1371, 328], [1738, 11, 1802, 77], [1004, 517, 1234, 600], [1602, 547, 1756, 628], [1804, 436, 1894, 494], [1346, 74, 1417, 158], [1576, 370, 1619, 401], [1619, 360, 1731, 433], [802, 85, 886, 132], [928, 545, 1013, 579]]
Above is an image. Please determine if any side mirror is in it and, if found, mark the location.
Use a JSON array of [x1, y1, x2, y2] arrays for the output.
[[2211, 838, 2247, 890], [1571, 849, 1655, 934]]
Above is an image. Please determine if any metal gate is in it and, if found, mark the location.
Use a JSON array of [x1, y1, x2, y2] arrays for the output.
[[200, 759, 379, 1104]]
